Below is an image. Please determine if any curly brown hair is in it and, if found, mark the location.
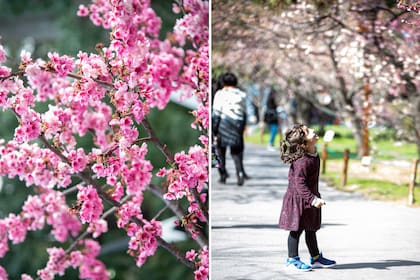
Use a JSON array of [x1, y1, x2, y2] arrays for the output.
[[280, 124, 309, 164]]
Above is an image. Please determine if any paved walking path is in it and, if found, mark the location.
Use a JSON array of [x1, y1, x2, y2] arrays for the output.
[[210, 143, 420, 280]]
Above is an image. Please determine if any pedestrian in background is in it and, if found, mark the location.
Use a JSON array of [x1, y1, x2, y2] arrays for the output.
[[264, 87, 279, 151], [278, 124, 336, 271], [212, 72, 249, 186]]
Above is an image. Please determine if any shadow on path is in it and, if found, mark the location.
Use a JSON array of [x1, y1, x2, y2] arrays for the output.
[[212, 223, 347, 230], [334, 260, 420, 270], [212, 224, 279, 230]]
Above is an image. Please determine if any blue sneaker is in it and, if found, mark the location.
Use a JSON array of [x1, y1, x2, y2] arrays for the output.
[[286, 256, 312, 271], [310, 253, 336, 268]]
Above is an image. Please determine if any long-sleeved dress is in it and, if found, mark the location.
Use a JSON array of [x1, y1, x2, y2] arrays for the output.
[[279, 153, 321, 231]]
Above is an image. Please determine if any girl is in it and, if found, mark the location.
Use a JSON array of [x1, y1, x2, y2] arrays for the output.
[[278, 124, 336, 271]]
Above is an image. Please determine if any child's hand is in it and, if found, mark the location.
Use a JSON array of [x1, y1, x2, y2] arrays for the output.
[[313, 198, 326, 208]]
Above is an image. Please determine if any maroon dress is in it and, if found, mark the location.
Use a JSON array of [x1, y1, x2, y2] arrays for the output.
[[279, 154, 321, 231]]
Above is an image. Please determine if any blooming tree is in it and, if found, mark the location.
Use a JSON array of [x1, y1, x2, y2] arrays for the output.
[[0, 0, 209, 279], [212, 0, 419, 157]]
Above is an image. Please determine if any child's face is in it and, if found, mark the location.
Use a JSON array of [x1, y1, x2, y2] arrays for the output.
[[304, 126, 319, 147]]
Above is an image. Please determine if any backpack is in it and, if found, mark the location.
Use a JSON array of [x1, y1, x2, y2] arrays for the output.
[[264, 108, 278, 123]]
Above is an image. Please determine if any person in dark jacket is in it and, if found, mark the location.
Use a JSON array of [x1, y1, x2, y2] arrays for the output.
[[278, 124, 336, 271], [212, 72, 249, 186], [264, 87, 279, 151]]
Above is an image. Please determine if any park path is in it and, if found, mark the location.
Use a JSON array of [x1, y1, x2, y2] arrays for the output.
[[210, 143, 420, 280]]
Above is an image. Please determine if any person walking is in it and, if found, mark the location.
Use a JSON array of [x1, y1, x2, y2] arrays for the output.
[[212, 72, 249, 186], [264, 88, 279, 151], [278, 124, 336, 271]]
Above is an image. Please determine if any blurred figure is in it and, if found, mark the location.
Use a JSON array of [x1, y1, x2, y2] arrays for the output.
[[212, 72, 249, 186], [264, 87, 279, 151]]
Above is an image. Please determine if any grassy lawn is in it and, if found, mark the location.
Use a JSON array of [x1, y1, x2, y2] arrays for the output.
[[314, 125, 418, 161], [322, 161, 420, 206], [245, 124, 420, 206]]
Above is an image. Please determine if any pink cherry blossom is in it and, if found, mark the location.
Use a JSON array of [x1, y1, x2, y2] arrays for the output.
[[0, 265, 8, 280], [87, 218, 108, 238], [77, 185, 104, 223], [0, 0, 209, 278], [116, 195, 143, 228], [4, 214, 27, 244], [67, 148, 88, 172], [0, 221, 9, 258], [76, 52, 110, 80], [40, 190, 81, 242], [47, 52, 75, 77], [185, 247, 209, 280], [14, 110, 41, 143], [0, 66, 11, 78], [69, 251, 83, 268], [120, 144, 152, 195], [20, 50, 32, 63], [0, 44, 7, 63], [40, 247, 69, 277], [185, 249, 197, 261], [77, 240, 109, 280], [77, 5, 89, 17], [22, 195, 45, 230], [127, 219, 162, 267], [110, 182, 124, 202]]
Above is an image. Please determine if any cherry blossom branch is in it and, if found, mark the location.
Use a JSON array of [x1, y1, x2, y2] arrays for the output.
[[38, 134, 195, 268], [62, 185, 79, 196], [147, 183, 208, 248], [41, 64, 114, 89], [34, 200, 125, 280], [152, 205, 170, 221], [315, 14, 358, 33], [131, 215, 195, 268], [191, 187, 208, 222], [141, 118, 175, 163], [38, 134, 70, 164], [94, 137, 152, 160], [0, 70, 24, 81], [65, 204, 118, 256], [175, 0, 186, 14]]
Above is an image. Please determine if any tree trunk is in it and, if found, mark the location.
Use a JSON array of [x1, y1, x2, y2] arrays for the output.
[[328, 43, 365, 156], [296, 99, 312, 126], [346, 107, 365, 157], [412, 96, 420, 160], [318, 113, 326, 136]]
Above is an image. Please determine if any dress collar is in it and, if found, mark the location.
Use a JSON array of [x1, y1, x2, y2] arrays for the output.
[[306, 152, 318, 157]]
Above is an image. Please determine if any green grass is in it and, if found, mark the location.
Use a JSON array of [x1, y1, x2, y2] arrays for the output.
[[315, 125, 417, 161], [322, 169, 420, 206], [369, 141, 418, 160]]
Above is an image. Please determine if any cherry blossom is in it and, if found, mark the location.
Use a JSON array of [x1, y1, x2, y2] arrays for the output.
[[0, 0, 208, 278], [185, 247, 209, 280], [0, 266, 8, 280], [77, 185, 104, 224]]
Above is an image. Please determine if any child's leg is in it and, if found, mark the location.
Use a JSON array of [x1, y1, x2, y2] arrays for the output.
[[306, 230, 336, 268], [304, 230, 320, 257], [288, 229, 303, 258], [286, 229, 312, 271]]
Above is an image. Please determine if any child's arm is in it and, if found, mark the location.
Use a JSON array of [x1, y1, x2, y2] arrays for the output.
[[293, 159, 324, 207], [311, 198, 326, 208]]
